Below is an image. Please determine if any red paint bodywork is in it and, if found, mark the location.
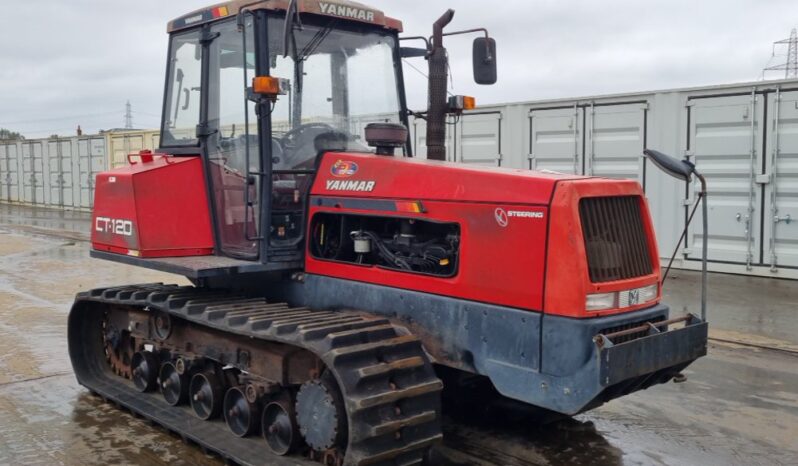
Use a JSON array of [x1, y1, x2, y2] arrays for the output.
[[91, 154, 213, 258], [307, 152, 662, 318], [543, 179, 661, 318], [90, 150, 662, 318]]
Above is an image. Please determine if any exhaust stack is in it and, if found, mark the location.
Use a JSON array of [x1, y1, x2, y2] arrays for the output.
[[425, 9, 455, 161]]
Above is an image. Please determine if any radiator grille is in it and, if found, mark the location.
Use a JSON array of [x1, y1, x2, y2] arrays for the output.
[[579, 196, 653, 283]]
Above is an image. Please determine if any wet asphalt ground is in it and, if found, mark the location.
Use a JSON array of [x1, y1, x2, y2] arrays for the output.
[[0, 204, 797, 466]]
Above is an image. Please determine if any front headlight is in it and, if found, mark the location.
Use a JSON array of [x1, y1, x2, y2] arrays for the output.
[[637, 284, 658, 303], [587, 284, 659, 311], [586, 292, 617, 311]]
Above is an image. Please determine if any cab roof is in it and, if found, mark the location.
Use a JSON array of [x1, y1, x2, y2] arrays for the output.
[[168, 0, 403, 33]]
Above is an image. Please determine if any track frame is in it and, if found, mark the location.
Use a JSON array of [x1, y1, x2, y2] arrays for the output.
[[69, 284, 443, 466]]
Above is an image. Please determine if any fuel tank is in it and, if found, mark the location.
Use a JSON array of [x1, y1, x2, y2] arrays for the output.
[[91, 152, 213, 258]]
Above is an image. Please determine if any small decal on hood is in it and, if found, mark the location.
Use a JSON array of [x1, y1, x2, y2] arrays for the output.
[[331, 160, 359, 177]]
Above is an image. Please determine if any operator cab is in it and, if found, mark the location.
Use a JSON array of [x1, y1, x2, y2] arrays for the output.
[[159, 2, 408, 263]]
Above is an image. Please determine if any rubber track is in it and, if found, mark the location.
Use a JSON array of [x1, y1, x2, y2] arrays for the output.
[[68, 283, 443, 466]]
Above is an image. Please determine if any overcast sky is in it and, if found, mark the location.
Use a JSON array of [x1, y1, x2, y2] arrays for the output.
[[1, 0, 796, 138]]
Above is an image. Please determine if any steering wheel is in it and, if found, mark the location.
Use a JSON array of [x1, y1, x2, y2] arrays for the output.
[[281, 122, 336, 146], [279, 122, 337, 167]]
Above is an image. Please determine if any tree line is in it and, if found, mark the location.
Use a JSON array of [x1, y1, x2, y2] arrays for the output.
[[0, 128, 25, 141]]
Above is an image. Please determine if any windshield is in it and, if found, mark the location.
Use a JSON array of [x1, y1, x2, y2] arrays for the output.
[[268, 16, 403, 168]]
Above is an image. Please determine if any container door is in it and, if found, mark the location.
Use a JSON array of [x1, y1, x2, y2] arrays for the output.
[[528, 106, 584, 174], [0, 145, 6, 201], [764, 90, 798, 269], [0, 144, 19, 202], [7, 144, 20, 202], [151, 132, 161, 150], [78, 137, 106, 208], [411, 117, 456, 160], [22, 142, 45, 204], [46, 139, 75, 207], [111, 134, 144, 168], [455, 111, 502, 166], [686, 93, 764, 266], [586, 103, 647, 182]]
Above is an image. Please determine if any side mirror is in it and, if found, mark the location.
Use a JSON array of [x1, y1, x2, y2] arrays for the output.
[[643, 149, 695, 182], [473, 37, 497, 85]]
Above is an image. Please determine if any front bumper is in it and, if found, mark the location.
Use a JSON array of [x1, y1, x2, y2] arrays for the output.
[[483, 307, 708, 415], [595, 314, 707, 387]]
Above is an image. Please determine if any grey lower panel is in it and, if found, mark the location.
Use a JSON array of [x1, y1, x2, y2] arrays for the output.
[[269, 274, 544, 375], [266, 274, 707, 415], [90, 250, 300, 279]]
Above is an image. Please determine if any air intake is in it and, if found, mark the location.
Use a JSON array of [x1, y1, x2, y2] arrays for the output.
[[579, 196, 653, 283]]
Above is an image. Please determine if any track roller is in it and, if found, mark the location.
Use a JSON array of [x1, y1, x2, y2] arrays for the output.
[[261, 399, 300, 456], [189, 371, 224, 420], [159, 361, 188, 406], [130, 351, 158, 392], [224, 386, 260, 437]]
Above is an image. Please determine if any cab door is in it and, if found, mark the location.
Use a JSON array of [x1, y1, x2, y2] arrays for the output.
[[205, 17, 261, 259]]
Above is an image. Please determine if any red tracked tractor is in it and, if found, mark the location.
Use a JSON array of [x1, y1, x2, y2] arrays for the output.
[[68, 1, 708, 465]]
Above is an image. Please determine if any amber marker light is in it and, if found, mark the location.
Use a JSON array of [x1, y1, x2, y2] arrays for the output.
[[462, 96, 476, 110], [395, 201, 426, 213], [252, 76, 289, 98], [447, 95, 477, 114]]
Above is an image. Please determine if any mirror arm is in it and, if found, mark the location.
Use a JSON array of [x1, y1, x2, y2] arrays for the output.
[[399, 36, 431, 51], [430, 28, 493, 61]]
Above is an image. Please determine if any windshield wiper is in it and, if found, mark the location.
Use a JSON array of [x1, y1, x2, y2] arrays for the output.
[[172, 68, 185, 127], [282, 0, 303, 59]]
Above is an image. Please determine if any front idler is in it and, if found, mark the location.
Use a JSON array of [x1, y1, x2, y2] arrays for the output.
[[224, 386, 260, 437], [130, 351, 159, 392], [189, 371, 224, 420], [261, 398, 300, 456], [159, 360, 188, 406]]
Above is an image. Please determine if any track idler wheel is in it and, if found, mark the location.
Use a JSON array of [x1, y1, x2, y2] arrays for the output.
[[130, 351, 158, 392], [224, 386, 260, 437], [295, 375, 347, 452], [261, 399, 300, 456], [159, 361, 188, 406], [189, 371, 224, 420]]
